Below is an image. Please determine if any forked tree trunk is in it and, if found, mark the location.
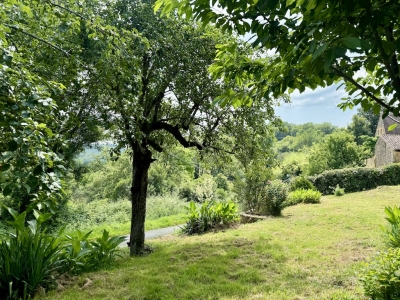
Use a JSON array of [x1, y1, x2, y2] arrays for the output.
[[129, 146, 153, 256]]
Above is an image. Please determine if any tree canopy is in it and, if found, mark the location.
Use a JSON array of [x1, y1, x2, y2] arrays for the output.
[[156, 0, 400, 118]]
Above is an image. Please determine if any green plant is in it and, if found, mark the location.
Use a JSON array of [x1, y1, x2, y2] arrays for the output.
[[61, 229, 125, 274], [289, 176, 316, 192], [308, 164, 400, 195], [286, 189, 321, 206], [381, 206, 400, 248], [259, 180, 288, 216], [359, 247, 400, 300], [0, 207, 63, 300], [334, 185, 345, 196], [183, 200, 239, 235]]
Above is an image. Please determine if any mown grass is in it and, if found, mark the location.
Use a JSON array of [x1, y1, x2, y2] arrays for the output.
[[40, 186, 399, 300]]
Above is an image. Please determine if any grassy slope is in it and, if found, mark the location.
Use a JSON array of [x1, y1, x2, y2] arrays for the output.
[[41, 186, 399, 300]]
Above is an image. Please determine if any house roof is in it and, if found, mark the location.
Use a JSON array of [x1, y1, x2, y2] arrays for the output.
[[380, 134, 400, 150], [383, 113, 400, 135]]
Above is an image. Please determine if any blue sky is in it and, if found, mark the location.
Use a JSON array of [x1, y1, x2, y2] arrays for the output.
[[273, 84, 357, 128]]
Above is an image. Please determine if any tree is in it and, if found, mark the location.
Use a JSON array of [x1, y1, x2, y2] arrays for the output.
[[1, 0, 137, 212], [156, 0, 400, 119], [0, 0, 75, 210], [356, 107, 380, 135], [348, 115, 372, 145], [80, 0, 279, 255], [306, 130, 365, 175]]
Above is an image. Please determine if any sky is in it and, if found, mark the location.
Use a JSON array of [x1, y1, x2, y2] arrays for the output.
[[273, 84, 357, 128]]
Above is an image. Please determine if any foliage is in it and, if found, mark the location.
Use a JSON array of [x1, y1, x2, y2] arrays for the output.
[[306, 130, 365, 175], [359, 247, 400, 300], [0, 207, 62, 299], [286, 189, 321, 206], [179, 174, 218, 203], [289, 176, 316, 192], [275, 122, 338, 142], [234, 163, 272, 212], [183, 200, 239, 235], [61, 229, 125, 274], [55, 195, 186, 234], [381, 206, 400, 248], [333, 185, 345, 196], [259, 180, 289, 216], [347, 115, 373, 145], [308, 163, 400, 195], [280, 161, 303, 181], [157, 0, 400, 118]]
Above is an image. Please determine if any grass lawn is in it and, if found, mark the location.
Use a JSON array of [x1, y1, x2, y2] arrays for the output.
[[40, 186, 400, 300]]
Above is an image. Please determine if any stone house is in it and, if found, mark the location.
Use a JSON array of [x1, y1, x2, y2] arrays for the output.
[[371, 113, 400, 167]]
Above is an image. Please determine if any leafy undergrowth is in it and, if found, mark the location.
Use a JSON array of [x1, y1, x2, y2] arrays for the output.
[[39, 186, 400, 300]]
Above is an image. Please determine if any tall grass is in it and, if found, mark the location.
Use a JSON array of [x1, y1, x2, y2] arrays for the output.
[[56, 195, 186, 237]]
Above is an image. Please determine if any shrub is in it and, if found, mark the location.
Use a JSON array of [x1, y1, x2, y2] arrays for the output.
[[359, 247, 400, 300], [308, 164, 400, 195], [0, 208, 63, 299], [333, 185, 345, 196], [286, 189, 321, 206], [259, 180, 288, 216], [183, 200, 239, 235], [233, 164, 272, 212], [179, 174, 217, 203], [61, 229, 125, 274], [289, 176, 316, 192], [381, 206, 400, 248]]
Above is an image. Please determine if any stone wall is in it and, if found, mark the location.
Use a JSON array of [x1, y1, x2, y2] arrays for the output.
[[375, 137, 394, 167], [394, 151, 400, 163]]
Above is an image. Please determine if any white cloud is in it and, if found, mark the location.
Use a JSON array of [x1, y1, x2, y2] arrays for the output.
[[279, 83, 347, 108]]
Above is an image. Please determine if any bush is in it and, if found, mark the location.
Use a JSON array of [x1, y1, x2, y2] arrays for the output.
[[0, 208, 63, 299], [233, 164, 272, 212], [308, 164, 400, 195], [183, 200, 239, 235], [333, 185, 345, 196], [381, 206, 400, 248], [61, 229, 125, 274], [286, 189, 321, 206], [178, 174, 217, 203], [0, 206, 126, 298], [359, 247, 400, 300], [259, 180, 288, 216], [289, 176, 316, 192]]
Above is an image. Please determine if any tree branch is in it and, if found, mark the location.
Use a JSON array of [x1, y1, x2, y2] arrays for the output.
[[4, 24, 71, 58], [147, 139, 163, 152], [331, 66, 393, 111], [151, 122, 203, 150]]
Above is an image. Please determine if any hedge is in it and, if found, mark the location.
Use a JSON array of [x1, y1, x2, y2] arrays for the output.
[[307, 163, 400, 195]]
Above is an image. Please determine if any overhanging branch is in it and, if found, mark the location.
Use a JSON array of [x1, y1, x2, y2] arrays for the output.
[[331, 66, 393, 112]]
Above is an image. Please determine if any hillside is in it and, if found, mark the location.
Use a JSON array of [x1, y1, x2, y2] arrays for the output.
[[40, 186, 400, 300]]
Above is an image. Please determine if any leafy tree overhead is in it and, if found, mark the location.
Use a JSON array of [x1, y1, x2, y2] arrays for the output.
[[156, 0, 400, 118]]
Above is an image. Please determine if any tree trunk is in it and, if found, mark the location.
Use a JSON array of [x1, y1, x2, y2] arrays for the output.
[[129, 145, 153, 256]]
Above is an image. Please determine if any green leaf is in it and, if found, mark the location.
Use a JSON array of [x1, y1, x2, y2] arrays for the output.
[[0, 164, 11, 172], [8, 140, 18, 152], [388, 124, 397, 132], [311, 42, 328, 62], [342, 37, 362, 50]]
